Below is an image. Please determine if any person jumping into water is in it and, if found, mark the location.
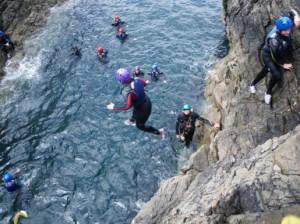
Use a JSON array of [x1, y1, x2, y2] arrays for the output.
[[107, 68, 164, 138]]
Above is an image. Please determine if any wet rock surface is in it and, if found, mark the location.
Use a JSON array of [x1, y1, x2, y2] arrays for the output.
[[133, 0, 300, 223], [0, 0, 65, 77]]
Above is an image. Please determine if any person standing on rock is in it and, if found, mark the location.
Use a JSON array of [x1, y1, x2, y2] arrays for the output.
[[176, 104, 220, 148], [249, 10, 300, 104], [107, 68, 165, 139]]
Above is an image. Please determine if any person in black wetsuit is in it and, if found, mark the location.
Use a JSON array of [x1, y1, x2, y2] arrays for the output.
[[250, 10, 300, 104], [148, 64, 163, 81], [112, 16, 125, 27], [176, 104, 219, 148], [96, 47, 107, 59], [132, 66, 145, 78], [71, 46, 81, 56], [107, 68, 164, 138], [116, 27, 128, 42], [2, 172, 21, 192], [0, 31, 15, 57]]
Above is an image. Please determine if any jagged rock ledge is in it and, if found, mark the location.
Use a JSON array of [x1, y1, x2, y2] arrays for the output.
[[132, 0, 300, 223], [0, 0, 66, 77]]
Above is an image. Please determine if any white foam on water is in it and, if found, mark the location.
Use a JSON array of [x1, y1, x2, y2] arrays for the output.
[[3, 0, 81, 83], [113, 201, 127, 210], [135, 199, 145, 209]]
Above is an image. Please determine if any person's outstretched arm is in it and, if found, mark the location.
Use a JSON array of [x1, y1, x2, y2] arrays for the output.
[[107, 93, 135, 111]]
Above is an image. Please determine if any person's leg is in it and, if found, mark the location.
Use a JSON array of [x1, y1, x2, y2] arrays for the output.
[[134, 98, 160, 135], [266, 63, 283, 95], [251, 66, 269, 86], [184, 131, 194, 148]]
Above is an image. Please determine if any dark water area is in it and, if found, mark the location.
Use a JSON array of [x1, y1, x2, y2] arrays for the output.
[[0, 0, 226, 223]]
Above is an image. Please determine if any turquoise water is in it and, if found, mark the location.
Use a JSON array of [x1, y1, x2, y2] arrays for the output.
[[0, 0, 225, 223]]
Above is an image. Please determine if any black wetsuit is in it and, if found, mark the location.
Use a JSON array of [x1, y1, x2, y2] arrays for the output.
[[112, 20, 125, 27], [114, 79, 160, 135], [148, 69, 163, 81], [251, 26, 293, 95], [176, 112, 212, 147], [4, 179, 20, 192], [116, 32, 128, 41], [133, 70, 145, 78], [0, 31, 14, 54]]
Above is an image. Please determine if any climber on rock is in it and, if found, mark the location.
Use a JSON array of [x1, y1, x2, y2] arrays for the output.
[[249, 10, 300, 104], [176, 104, 220, 148]]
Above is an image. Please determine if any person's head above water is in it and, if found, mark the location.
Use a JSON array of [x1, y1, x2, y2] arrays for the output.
[[152, 64, 158, 70], [276, 16, 293, 36], [114, 16, 121, 22], [96, 47, 105, 54], [135, 66, 140, 71], [118, 27, 124, 33], [3, 173, 13, 183], [116, 68, 132, 84]]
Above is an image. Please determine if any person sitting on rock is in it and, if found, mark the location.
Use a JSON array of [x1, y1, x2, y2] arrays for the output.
[[0, 31, 15, 57], [176, 104, 220, 148], [112, 16, 125, 27], [249, 10, 300, 104], [96, 47, 108, 59]]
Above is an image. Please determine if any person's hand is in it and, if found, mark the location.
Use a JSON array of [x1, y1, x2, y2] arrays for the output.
[[294, 15, 300, 27], [176, 135, 180, 139], [145, 80, 150, 85], [107, 103, 114, 110], [213, 122, 221, 130], [5, 42, 10, 47], [282, 63, 293, 70]]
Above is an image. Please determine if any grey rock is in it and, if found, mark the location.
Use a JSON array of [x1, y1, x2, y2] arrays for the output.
[[132, 1, 300, 224]]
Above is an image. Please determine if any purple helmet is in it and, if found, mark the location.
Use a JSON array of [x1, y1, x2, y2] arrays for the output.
[[115, 68, 131, 84]]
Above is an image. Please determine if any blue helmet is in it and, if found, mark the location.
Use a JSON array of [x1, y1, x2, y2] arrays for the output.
[[3, 173, 13, 183], [276, 16, 293, 31], [152, 64, 158, 69], [182, 104, 192, 110]]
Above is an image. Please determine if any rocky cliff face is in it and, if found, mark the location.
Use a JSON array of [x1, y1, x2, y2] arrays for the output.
[[132, 0, 300, 223], [0, 0, 65, 77]]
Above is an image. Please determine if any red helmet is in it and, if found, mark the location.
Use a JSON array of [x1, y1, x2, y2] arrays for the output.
[[118, 27, 124, 33], [96, 47, 104, 54]]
